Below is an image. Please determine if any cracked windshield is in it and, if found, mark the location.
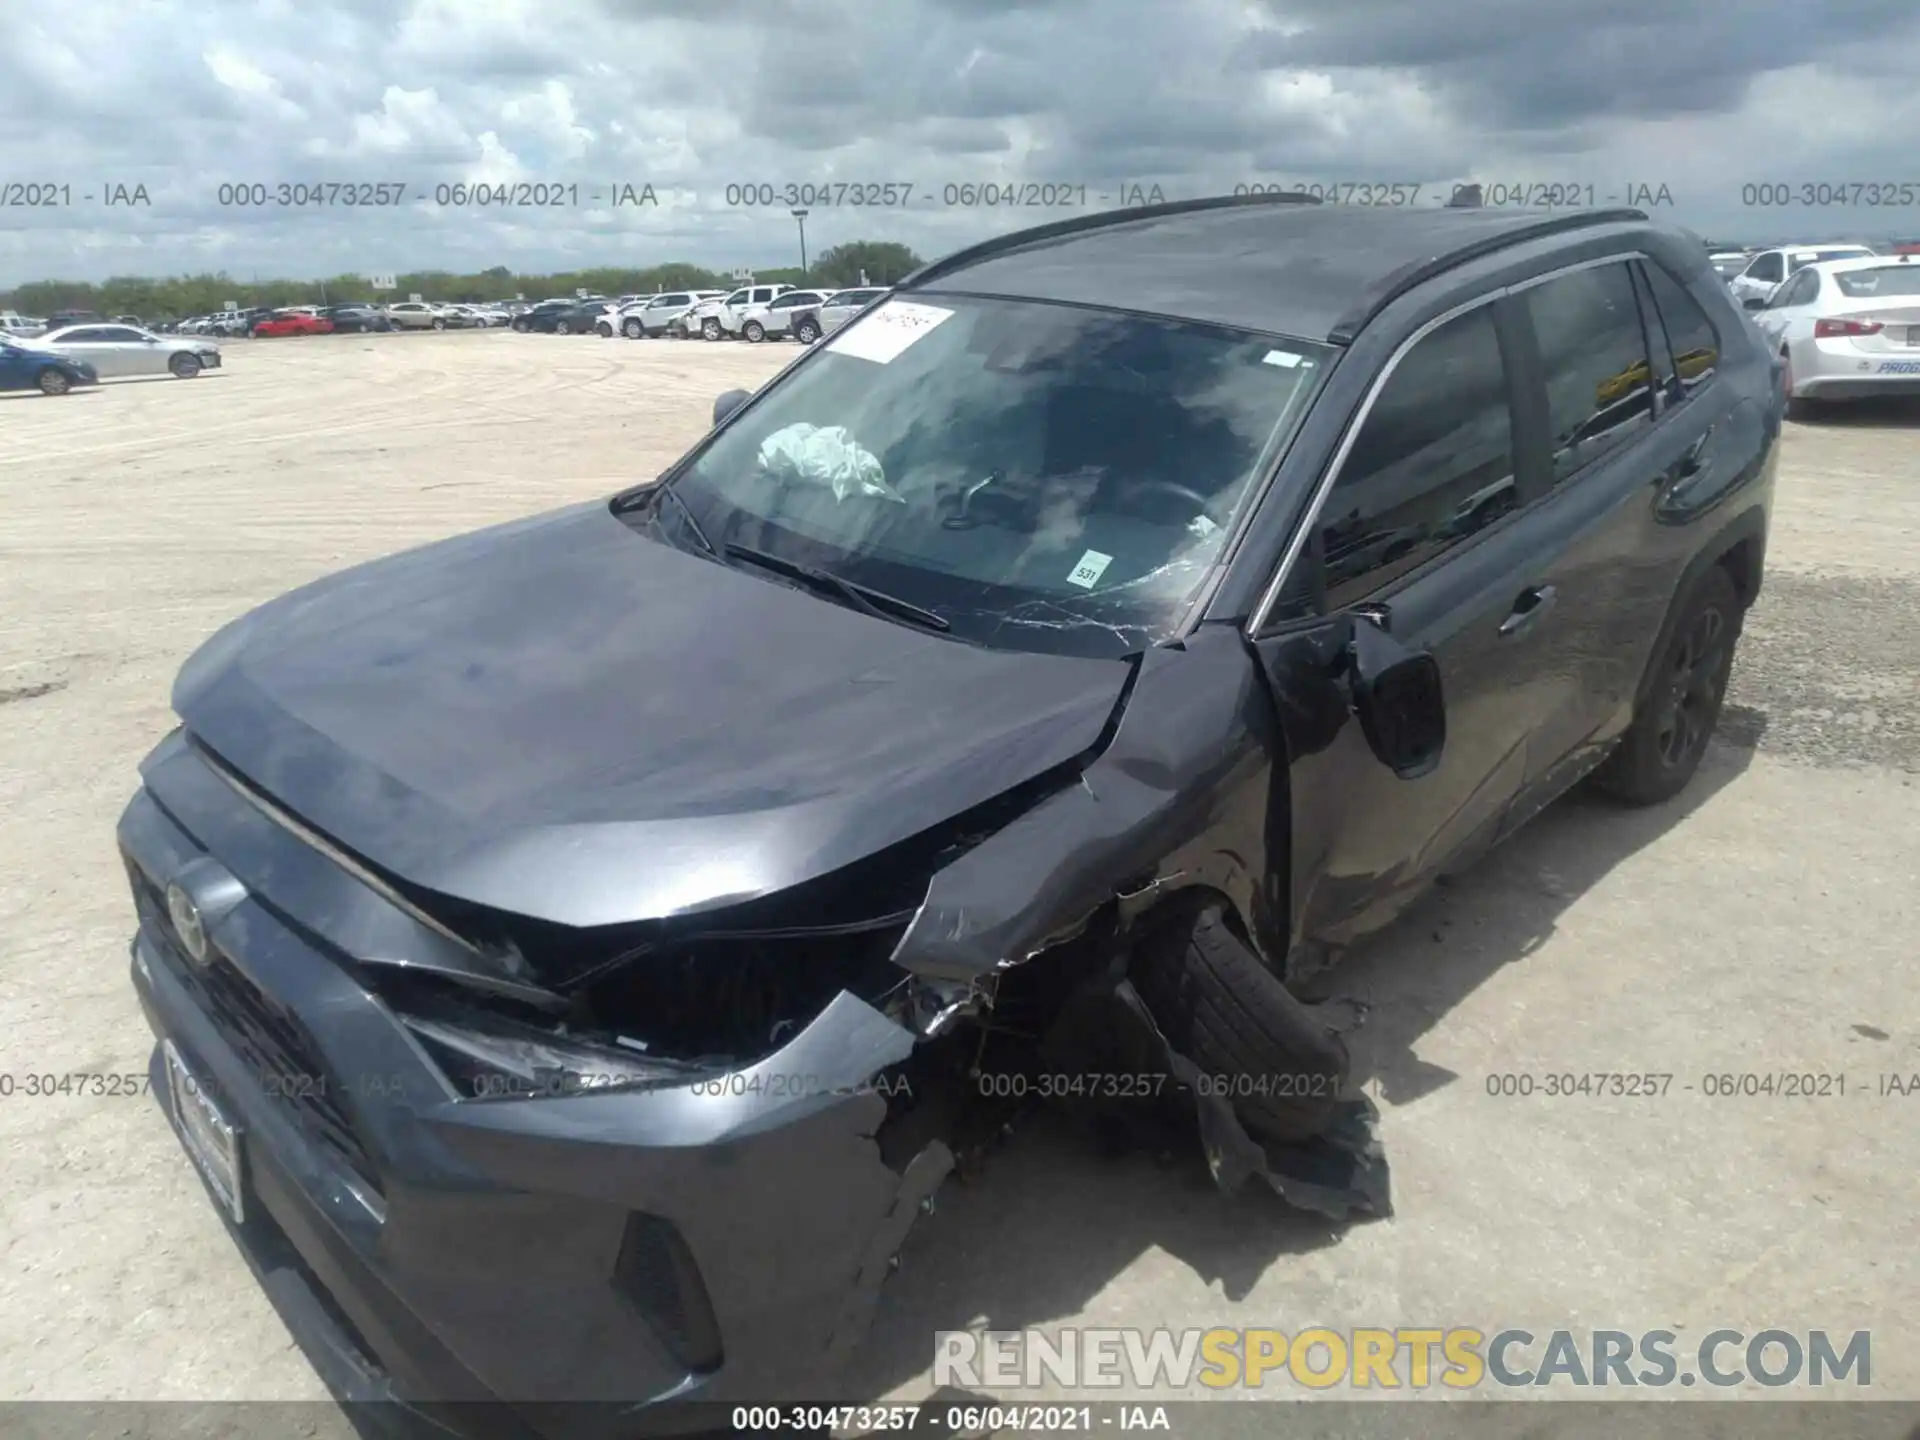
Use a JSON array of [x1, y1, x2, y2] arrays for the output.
[[665, 294, 1331, 656]]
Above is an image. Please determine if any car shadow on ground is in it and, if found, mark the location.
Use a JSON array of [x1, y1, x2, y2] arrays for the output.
[[843, 728, 1763, 1402], [1792, 396, 1920, 429]]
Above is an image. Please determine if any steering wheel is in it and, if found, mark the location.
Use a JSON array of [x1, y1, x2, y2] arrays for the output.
[[1123, 479, 1213, 524]]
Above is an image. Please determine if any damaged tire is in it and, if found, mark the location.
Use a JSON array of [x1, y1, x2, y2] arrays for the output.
[[1129, 903, 1347, 1145]]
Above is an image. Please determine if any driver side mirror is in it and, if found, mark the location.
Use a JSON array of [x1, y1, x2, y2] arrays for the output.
[[712, 388, 750, 427], [1347, 612, 1446, 779]]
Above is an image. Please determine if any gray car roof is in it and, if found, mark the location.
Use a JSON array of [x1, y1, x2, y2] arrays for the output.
[[908, 197, 1647, 343]]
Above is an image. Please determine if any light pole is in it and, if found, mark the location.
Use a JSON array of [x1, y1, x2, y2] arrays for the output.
[[791, 208, 809, 279]]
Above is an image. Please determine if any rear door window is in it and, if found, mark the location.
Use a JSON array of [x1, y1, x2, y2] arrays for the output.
[[1521, 263, 1654, 484], [1640, 263, 1722, 403]]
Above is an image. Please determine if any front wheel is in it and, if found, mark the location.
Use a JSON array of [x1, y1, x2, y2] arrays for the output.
[[169, 353, 202, 378], [622, 319, 644, 339], [38, 368, 71, 396], [553, 319, 571, 335], [431, 317, 446, 331], [512, 319, 530, 333], [794, 318, 821, 344], [596, 322, 614, 337], [1591, 564, 1742, 806], [1129, 903, 1348, 1146], [701, 317, 722, 341]]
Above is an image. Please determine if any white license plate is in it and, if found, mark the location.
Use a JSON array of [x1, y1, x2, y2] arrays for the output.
[[165, 1040, 244, 1224]]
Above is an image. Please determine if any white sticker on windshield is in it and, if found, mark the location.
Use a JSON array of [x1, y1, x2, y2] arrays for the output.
[[826, 300, 955, 364], [1262, 349, 1303, 367], [1066, 550, 1113, 589]]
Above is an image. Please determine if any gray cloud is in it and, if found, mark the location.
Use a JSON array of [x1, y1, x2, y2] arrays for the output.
[[2, 0, 1917, 288]]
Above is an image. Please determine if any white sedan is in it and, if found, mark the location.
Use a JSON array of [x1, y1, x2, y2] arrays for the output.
[[1747, 253, 1920, 415], [33, 322, 223, 378]]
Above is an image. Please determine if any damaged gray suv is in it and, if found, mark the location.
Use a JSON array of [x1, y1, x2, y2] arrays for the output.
[[120, 193, 1777, 1429]]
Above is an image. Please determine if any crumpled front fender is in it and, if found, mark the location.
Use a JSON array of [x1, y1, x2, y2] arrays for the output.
[[889, 626, 1286, 984]]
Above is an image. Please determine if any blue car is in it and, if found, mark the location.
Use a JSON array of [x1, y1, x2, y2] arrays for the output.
[[0, 340, 98, 395]]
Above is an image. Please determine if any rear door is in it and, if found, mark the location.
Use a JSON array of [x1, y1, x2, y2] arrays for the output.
[[53, 326, 123, 375], [1492, 257, 1680, 813], [1252, 295, 1562, 949], [1752, 267, 1820, 348]]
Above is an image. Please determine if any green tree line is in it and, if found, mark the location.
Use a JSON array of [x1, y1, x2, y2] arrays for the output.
[[0, 241, 924, 320]]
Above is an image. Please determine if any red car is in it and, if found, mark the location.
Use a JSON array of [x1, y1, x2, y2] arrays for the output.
[[250, 309, 334, 337]]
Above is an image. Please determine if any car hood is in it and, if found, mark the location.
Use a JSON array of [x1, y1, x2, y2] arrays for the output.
[[169, 501, 1132, 929]]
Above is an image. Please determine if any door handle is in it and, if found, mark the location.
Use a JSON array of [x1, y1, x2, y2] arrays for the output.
[[1498, 583, 1558, 638]]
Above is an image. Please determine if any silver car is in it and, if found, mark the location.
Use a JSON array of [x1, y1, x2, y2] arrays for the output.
[[33, 322, 223, 378], [1747, 253, 1920, 414], [385, 301, 449, 331], [792, 287, 890, 342]]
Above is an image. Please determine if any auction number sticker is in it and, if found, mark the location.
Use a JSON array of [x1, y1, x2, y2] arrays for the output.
[[1066, 550, 1113, 588], [826, 300, 954, 364]]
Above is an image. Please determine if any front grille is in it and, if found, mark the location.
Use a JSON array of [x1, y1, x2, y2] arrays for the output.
[[130, 863, 383, 1195]]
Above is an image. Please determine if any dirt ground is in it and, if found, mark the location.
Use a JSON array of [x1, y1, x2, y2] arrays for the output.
[[1, 332, 1915, 1409]]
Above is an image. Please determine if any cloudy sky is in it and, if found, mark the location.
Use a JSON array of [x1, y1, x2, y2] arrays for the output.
[[4, 0, 1919, 285]]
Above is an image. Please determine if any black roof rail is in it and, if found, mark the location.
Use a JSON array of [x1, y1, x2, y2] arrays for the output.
[[1325, 207, 1650, 343], [897, 189, 1326, 291]]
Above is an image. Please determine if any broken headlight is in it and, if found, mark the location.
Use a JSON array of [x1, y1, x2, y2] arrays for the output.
[[401, 1005, 707, 1101]]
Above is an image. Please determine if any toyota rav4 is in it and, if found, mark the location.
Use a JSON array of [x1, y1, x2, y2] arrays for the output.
[[120, 193, 1777, 1433]]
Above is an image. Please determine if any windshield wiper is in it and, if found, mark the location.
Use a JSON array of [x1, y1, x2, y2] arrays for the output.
[[723, 543, 951, 632], [623, 481, 715, 555]]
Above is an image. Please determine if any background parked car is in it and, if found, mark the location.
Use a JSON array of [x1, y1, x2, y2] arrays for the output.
[[0, 339, 98, 395], [739, 289, 835, 342], [46, 309, 106, 330], [522, 300, 614, 335], [1747, 253, 1920, 417], [684, 284, 791, 341], [33, 322, 223, 378], [0, 310, 47, 339], [1728, 243, 1878, 306], [321, 304, 394, 333], [616, 290, 724, 338], [790, 286, 890, 342], [435, 304, 488, 329], [385, 301, 449, 331], [251, 309, 335, 338]]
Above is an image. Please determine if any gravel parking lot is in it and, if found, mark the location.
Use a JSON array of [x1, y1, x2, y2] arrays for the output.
[[1, 332, 1915, 1409]]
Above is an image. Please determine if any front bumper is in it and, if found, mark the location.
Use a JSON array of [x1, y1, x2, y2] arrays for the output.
[[120, 732, 949, 1436]]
